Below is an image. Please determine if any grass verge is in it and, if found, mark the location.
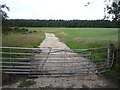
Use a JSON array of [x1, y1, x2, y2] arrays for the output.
[[2, 31, 45, 48]]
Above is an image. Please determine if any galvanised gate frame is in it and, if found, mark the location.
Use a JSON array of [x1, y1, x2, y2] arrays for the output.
[[0, 45, 115, 77]]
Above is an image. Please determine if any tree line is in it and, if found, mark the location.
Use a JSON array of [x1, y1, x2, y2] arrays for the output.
[[8, 19, 119, 28]]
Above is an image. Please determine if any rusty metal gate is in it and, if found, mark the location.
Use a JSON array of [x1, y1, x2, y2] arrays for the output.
[[0, 45, 115, 77]]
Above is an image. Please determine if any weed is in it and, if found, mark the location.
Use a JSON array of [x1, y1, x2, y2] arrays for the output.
[[18, 80, 36, 88]]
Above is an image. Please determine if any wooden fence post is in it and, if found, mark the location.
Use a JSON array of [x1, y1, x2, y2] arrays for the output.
[[108, 44, 115, 69]]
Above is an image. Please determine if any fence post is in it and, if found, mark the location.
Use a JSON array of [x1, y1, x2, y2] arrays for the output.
[[108, 44, 115, 69]]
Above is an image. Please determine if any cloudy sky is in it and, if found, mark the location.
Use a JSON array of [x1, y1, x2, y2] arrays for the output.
[[1, 0, 105, 20]]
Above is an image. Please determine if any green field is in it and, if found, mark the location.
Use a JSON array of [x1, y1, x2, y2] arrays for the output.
[[2, 32, 45, 47], [27, 27, 118, 40], [27, 27, 118, 49], [2, 31, 45, 61]]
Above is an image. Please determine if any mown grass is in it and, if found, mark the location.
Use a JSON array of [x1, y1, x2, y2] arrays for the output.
[[27, 27, 118, 48], [27, 27, 118, 40]]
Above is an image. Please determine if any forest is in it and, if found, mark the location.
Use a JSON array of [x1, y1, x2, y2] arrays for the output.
[[8, 19, 119, 28]]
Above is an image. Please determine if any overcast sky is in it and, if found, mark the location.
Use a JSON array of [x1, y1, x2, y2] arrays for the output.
[[1, 0, 105, 20]]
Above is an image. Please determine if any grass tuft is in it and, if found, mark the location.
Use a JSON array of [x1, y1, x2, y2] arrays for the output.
[[18, 80, 36, 88]]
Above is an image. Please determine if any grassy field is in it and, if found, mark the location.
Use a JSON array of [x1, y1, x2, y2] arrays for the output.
[[27, 27, 118, 40], [2, 31, 45, 58], [27, 27, 118, 48], [2, 32, 45, 47], [2, 31, 45, 66]]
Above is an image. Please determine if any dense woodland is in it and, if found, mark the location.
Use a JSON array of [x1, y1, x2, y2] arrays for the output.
[[8, 19, 119, 28]]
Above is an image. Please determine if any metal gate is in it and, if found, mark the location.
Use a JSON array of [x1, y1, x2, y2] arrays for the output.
[[0, 45, 115, 77]]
